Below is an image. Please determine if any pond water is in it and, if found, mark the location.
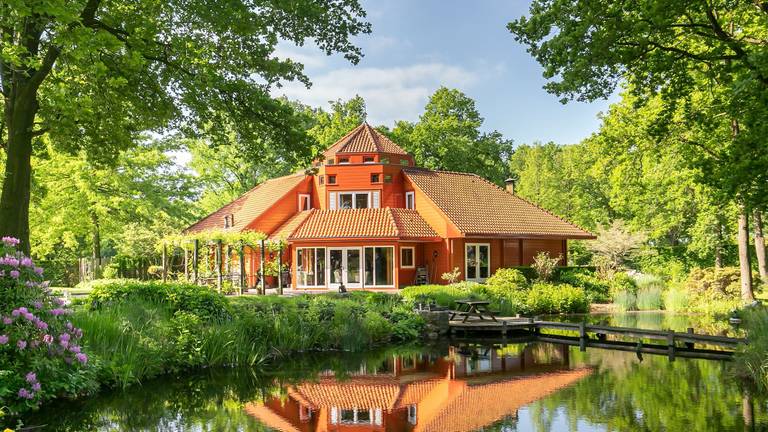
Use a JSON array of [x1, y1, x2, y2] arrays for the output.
[[20, 313, 767, 431]]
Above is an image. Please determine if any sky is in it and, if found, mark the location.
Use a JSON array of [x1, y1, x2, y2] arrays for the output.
[[273, 0, 619, 146]]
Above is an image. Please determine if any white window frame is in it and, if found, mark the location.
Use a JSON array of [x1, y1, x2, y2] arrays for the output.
[[363, 246, 395, 288], [296, 247, 326, 288], [298, 194, 311, 211], [408, 405, 417, 425], [405, 191, 415, 209], [334, 407, 379, 425], [337, 191, 371, 209], [338, 157, 350, 164], [363, 156, 376, 164], [465, 243, 491, 282], [400, 246, 415, 269]]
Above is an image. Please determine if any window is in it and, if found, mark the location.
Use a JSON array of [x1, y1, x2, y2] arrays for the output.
[[332, 408, 381, 425], [384, 174, 393, 183], [326, 159, 335, 165], [300, 406, 312, 422], [319, 175, 324, 185], [297, 247, 326, 287], [338, 157, 350, 164], [328, 175, 337, 185], [298, 194, 311, 211], [405, 191, 415, 209], [401, 246, 415, 268], [338, 192, 370, 209], [408, 405, 417, 425], [465, 243, 490, 281], [364, 246, 394, 286], [380, 157, 390, 164], [363, 156, 375, 163], [371, 173, 381, 183], [223, 214, 233, 228], [400, 159, 410, 166]]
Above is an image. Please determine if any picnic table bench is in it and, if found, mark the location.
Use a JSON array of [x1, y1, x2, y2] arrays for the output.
[[449, 299, 498, 323]]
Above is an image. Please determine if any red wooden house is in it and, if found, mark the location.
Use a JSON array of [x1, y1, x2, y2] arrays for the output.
[[184, 123, 593, 290]]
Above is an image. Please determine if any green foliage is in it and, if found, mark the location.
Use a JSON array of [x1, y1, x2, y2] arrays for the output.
[[735, 308, 768, 392], [84, 279, 231, 322], [609, 273, 637, 296], [588, 220, 647, 272], [636, 288, 664, 311], [524, 283, 588, 315], [557, 269, 610, 303], [613, 291, 637, 312], [672, 267, 760, 314], [486, 268, 528, 291], [663, 287, 689, 313], [401, 284, 473, 309]]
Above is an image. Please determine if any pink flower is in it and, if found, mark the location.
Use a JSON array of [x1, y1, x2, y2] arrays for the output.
[[32, 382, 41, 392], [20, 257, 33, 267], [23, 312, 35, 321], [75, 353, 88, 364], [26, 372, 37, 384], [0, 335, 8, 344], [35, 320, 48, 331], [50, 308, 66, 316], [69, 345, 81, 354], [2, 316, 11, 325], [34, 267, 44, 275], [33, 301, 43, 309], [17, 388, 34, 399], [9, 270, 20, 279], [17, 339, 27, 350], [2, 236, 20, 246], [42, 334, 53, 344]]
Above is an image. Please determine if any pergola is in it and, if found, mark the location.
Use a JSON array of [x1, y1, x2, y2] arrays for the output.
[[159, 229, 287, 295]]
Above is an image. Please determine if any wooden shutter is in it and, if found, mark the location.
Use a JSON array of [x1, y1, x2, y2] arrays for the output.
[[372, 191, 380, 208], [329, 192, 337, 210]]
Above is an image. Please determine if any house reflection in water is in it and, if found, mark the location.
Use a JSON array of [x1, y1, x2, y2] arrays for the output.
[[245, 343, 591, 432]]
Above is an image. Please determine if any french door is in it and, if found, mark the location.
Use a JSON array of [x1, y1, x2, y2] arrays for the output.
[[465, 243, 490, 282], [328, 248, 362, 289]]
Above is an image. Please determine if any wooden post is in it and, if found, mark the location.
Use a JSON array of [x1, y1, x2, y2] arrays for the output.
[[685, 327, 695, 349], [238, 244, 245, 296], [667, 332, 676, 362], [277, 244, 284, 295], [216, 240, 223, 293], [161, 242, 168, 283], [259, 239, 266, 295], [579, 322, 587, 352], [183, 243, 189, 282], [193, 239, 199, 284]]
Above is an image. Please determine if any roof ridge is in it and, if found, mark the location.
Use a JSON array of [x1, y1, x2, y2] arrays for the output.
[[285, 209, 315, 240], [384, 206, 400, 237], [366, 124, 383, 153]]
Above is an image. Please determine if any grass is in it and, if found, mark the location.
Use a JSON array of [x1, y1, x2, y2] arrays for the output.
[[613, 291, 637, 312], [636, 287, 663, 310], [51, 286, 93, 296], [734, 308, 768, 392]]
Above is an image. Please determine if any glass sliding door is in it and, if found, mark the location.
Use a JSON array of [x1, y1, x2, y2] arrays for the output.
[[328, 247, 362, 289], [329, 249, 343, 286], [363, 246, 395, 287], [296, 247, 326, 287], [346, 249, 361, 286], [465, 243, 490, 282]]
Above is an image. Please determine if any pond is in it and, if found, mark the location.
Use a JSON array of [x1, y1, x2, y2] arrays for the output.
[[19, 313, 766, 431]]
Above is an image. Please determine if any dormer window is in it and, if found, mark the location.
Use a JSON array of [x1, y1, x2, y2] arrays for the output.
[[363, 156, 375, 163], [328, 175, 337, 185], [338, 157, 350, 164], [405, 191, 415, 209], [371, 173, 381, 183], [223, 214, 234, 228]]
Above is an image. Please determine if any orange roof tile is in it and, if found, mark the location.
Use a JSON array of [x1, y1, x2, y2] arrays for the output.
[[284, 208, 439, 240], [292, 377, 402, 409], [184, 173, 306, 234], [404, 169, 594, 239], [270, 210, 313, 241], [323, 123, 409, 158]]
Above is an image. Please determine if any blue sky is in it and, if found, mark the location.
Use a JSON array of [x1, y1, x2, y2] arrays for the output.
[[274, 0, 618, 146]]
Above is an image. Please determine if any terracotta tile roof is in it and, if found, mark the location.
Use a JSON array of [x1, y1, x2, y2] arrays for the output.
[[292, 377, 402, 409], [244, 403, 303, 432], [416, 369, 592, 432], [270, 210, 313, 241], [184, 173, 306, 234], [283, 208, 439, 240], [404, 169, 595, 239], [323, 123, 409, 158]]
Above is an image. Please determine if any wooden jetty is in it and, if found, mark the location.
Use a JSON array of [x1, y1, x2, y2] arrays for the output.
[[448, 317, 746, 361]]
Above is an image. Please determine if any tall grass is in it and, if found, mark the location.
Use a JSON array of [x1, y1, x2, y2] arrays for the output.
[[663, 287, 689, 312], [735, 309, 768, 391], [613, 291, 637, 312], [636, 287, 664, 310]]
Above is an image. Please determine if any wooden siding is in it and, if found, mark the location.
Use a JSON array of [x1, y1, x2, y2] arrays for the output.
[[521, 239, 565, 265]]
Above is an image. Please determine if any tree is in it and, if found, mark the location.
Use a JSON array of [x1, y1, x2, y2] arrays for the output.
[[389, 87, 514, 184], [588, 220, 647, 273], [307, 95, 367, 150], [509, 1, 768, 300], [0, 0, 371, 253]]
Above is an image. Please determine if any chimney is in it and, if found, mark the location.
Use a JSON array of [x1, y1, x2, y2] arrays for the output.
[[504, 178, 516, 194]]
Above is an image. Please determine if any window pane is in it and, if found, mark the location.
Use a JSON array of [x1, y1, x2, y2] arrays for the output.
[[330, 249, 343, 284], [466, 245, 477, 279], [365, 247, 374, 286], [341, 410, 355, 423], [339, 193, 353, 209], [357, 410, 372, 423], [401, 248, 413, 266], [297, 248, 315, 286], [375, 247, 394, 286], [347, 249, 361, 284], [479, 245, 489, 278], [316, 248, 326, 286], [355, 193, 369, 208]]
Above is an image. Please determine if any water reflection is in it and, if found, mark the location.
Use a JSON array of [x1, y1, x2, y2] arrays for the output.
[[20, 319, 767, 432], [247, 344, 590, 432]]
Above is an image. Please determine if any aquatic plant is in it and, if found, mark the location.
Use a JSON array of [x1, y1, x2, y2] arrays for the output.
[[613, 290, 637, 312], [636, 287, 664, 310]]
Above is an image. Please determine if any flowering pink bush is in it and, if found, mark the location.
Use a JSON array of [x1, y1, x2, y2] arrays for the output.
[[0, 237, 97, 418]]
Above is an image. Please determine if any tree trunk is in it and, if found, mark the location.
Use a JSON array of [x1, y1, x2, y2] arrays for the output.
[[715, 216, 724, 269], [738, 208, 754, 302], [754, 210, 767, 285], [90, 210, 102, 279], [0, 88, 38, 254]]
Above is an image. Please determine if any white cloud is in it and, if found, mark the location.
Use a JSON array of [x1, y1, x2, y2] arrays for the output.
[[273, 63, 478, 125], [272, 43, 329, 69]]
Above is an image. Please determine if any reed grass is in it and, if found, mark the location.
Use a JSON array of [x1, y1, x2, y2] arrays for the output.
[[636, 287, 664, 310]]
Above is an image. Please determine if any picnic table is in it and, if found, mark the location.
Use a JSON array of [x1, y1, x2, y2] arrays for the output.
[[449, 299, 498, 323]]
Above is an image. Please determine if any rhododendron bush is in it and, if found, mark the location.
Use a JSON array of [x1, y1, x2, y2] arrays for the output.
[[0, 237, 97, 418]]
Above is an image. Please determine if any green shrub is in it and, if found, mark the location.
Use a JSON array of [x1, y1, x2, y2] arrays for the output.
[[557, 270, 610, 303], [734, 308, 768, 391], [400, 284, 473, 308], [663, 287, 689, 312], [609, 273, 637, 296], [532, 252, 561, 281], [613, 290, 637, 312], [636, 287, 663, 310], [486, 268, 528, 290], [524, 283, 589, 315], [633, 273, 666, 291], [85, 279, 231, 321]]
